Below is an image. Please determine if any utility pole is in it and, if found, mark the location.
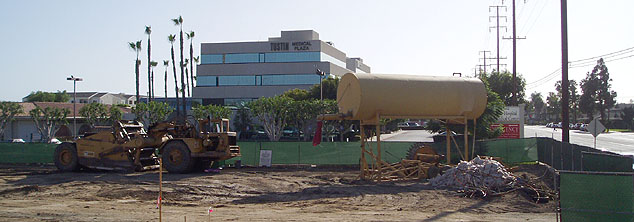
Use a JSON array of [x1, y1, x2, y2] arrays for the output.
[[489, 5, 507, 74], [478, 50, 491, 75], [503, 0, 527, 106], [560, 0, 570, 143]]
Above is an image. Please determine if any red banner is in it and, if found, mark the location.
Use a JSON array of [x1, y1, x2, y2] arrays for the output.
[[490, 124, 521, 139]]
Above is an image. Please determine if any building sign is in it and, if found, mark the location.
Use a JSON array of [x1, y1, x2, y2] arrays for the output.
[[498, 106, 521, 123], [490, 105, 525, 139], [490, 124, 521, 139], [292, 41, 311, 50], [270, 42, 289, 51]]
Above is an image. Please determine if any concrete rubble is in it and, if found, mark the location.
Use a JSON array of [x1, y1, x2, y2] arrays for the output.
[[430, 156, 516, 191]]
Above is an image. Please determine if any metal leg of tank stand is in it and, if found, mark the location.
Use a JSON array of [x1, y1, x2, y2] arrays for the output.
[[464, 117, 469, 161], [376, 124, 382, 181], [446, 121, 451, 164], [472, 118, 477, 159], [360, 124, 366, 180]]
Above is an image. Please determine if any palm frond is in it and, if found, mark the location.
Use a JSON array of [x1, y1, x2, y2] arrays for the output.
[[150, 61, 158, 67], [135, 40, 142, 50], [145, 26, 152, 35], [168, 34, 176, 42], [163, 60, 169, 66]]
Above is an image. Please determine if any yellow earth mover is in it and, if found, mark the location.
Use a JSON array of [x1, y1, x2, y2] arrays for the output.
[[54, 118, 240, 173]]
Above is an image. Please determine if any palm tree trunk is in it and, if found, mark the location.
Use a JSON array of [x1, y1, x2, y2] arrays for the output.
[[135, 57, 140, 105], [171, 46, 180, 116], [151, 69, 155, 100], [189, 41, 194, 96], [164, 68, 168, 101], [179, 27, 186, 119], [147, 38, 152, 102], [185, 67, 190, 97]]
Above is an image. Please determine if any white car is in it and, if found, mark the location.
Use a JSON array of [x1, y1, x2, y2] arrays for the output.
[[11, 139, 25, 143]]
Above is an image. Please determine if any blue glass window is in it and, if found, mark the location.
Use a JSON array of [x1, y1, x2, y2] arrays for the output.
[[262, 74, 320, 85], [255, 75, 262, 86], [197, 76, 217, 86], [264, 52, 320, 63], [259, 53, 265, 62], [225, 98, 255, 106], [218, 75, 256, 86], [225, 53, 259, 63], [201, 54, 223, 64]]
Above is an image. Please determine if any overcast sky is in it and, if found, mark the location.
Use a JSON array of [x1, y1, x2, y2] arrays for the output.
[[1, 0, 632, 103]]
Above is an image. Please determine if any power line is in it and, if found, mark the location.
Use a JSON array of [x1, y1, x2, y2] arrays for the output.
[[569, 46, 634, 63]]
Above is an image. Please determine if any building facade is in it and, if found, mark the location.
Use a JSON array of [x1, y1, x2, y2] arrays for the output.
[[193, 30, 370, 106]]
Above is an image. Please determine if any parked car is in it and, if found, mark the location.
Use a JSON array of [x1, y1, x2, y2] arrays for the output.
[[11, 139, 25, 143], [580, 124, 588, 131]]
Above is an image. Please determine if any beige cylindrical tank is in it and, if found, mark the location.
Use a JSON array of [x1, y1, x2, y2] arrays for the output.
[[337, 73, 487, 121]]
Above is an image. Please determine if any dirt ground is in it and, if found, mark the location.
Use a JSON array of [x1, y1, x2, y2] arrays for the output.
[[0, 164, 557, 222]]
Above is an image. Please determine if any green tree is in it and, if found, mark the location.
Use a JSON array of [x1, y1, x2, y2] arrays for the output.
[[480, 71, 527, 105], [546, 92, 561, 122], [233, 103, 252, 139], [24, 91, 70, 102], [282, 88, 311, 101], [308, 76, 339, 100], [132, 101, 173, 125], [556, 80, 579, 123], [172, 16, 186, 119], [0, 102, 22, 140], [128, 40, 142, 104], [248, 95, 293, 141], [192, 104, 231, 120], [79, 103, 108, 128], [29, 106, 70, 142], [186, 31, 196, 94], [108, 106, 123, 123], [579, 58, 617, 121], [620, 106, 634, 130], [528, 92, 545, 121], [145, 26, 152, 101], [168, 34, 180, 116]]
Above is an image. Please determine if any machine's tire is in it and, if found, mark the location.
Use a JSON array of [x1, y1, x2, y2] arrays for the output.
[[162, 141, 194, 173], [194, 158, 213, 172], [54, 143, 80, 172]]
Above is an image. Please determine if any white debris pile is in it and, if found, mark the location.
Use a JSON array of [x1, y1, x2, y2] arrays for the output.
[[430, 156, 516, 191]]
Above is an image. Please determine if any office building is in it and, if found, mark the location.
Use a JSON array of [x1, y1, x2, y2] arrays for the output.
[[193, 30, 370, 105]]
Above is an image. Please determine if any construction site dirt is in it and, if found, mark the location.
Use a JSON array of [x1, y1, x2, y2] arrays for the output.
[[0, 164, 556, 221]]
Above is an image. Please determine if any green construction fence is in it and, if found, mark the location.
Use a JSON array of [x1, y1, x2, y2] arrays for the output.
[[0, 143, 57, 163], [559, 171, 634, 221], [1, 138, 632, 173]]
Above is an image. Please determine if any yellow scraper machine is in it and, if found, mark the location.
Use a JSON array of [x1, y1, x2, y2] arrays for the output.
[[54, 118, 240, 173], [319, 72, 487, 181]]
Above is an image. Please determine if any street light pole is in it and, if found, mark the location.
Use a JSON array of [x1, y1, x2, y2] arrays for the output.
[[67, 75, 83, 138], [316, 69, 325, 101]]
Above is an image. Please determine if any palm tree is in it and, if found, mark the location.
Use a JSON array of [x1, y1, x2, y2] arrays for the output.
[[186, 31, 195, 95], [145, 26, 152, 101], [193, 56, 199, 90], [150, 60, 158, 100], [168, 34, 180, 116], [128, 40, 142, 104], [172, 16, 186, 119], [163, 60, 169, 100], [184, 58, 190, 97]]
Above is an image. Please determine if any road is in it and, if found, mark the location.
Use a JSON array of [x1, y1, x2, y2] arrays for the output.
[[383, 126, 634, 156], [524, 125, 634, 156]]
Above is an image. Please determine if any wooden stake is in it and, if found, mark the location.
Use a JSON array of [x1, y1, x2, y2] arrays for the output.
[[159, 158, 163, 222]]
